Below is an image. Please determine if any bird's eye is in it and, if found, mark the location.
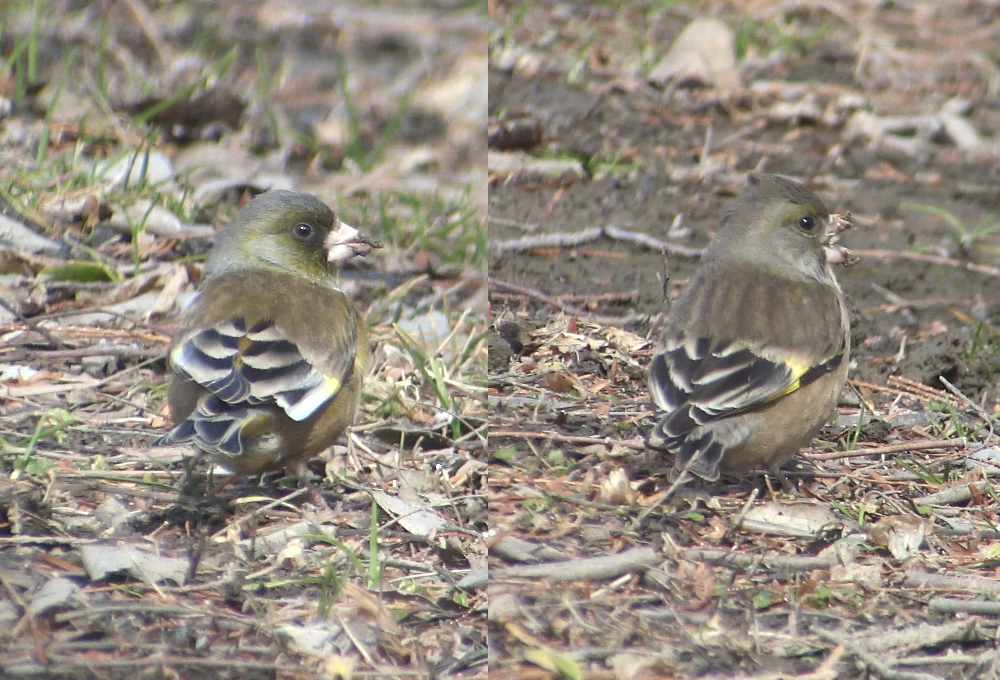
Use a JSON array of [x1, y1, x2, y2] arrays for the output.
[[293, 223, 313, 240], [798, 216, 817, 232]]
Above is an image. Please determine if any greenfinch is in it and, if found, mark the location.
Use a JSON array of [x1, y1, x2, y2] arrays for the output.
[[155, 190, 379, 481], [647, 174, 853, 486]]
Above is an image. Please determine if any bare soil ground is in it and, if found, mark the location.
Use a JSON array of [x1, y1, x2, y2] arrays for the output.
[[489, 1, 1000, 678], [0, 2, 486, 678]]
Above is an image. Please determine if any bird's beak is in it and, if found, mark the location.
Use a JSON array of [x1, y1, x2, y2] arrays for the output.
[[325, 219, 382, 263], [823, 212, 858, 266]]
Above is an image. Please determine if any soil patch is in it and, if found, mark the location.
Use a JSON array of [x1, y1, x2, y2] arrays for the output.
[[489, 2, 1000, 677]]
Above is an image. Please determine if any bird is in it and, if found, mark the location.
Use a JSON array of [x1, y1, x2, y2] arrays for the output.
[[646, 173, 854, 494], [154, 190, 380, 487]]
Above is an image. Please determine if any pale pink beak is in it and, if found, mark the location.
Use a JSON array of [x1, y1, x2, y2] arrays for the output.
[[325, 219, 382, 263], [823, 212, 858, 266]]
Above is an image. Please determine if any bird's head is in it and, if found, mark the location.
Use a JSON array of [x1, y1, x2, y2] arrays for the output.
[[204, 190, 381, 284], [710, 174, 851, 279]]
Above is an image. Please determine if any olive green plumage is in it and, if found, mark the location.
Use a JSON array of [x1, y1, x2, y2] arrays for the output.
[[156, 190, 376, 478], [647, 174, 851, 482]]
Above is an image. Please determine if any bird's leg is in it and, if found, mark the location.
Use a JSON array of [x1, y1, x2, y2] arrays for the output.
[[770, 465, 796, 495], [723, 487, 760, 542], [258, 470, 281, 496], [177, 451, 206, 497], [303, 478, 325, 506], [643, 446, 656, 474], [761, 468, 796, 501], [205, 472, 240, 499], [178, 453, 195, 494], [288, 459, 327, 507], [634, 469, 691, 527]]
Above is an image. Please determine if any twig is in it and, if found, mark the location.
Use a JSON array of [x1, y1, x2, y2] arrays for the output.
[[570, 248, 631, 259], [813, 627, 941, 680], [0, 571, 26, 612], [54, 602, 250, 623], [0, 536, 96, 546], [904, 571, 1000, 594], [912, 481, 991, 506], [545, 492, 639, 511], [489, 428, 646, 451], [679, 542, 865, 573], [491, 289, 640, 304], [929, 598, 1000, 614], [939, 376, 996, 441], [863, 297, 984, 315], [9, 345, 163, 360], [209, 487, 310, 540], [888, 375, 952, 401], [489, 225, 704, 258], [489, 227, 603, 253], [855, 248, 1000, 279], [489, 277, 647, 325], [1, 377, 102, 399], [488, 395, 578, 410], [336, 611, 376, 666], [488, 216, 541, 232], [805, 438, 966, 461], [603, 225, 704, 257], [2, 656, 316, 674], [80, 68, 131, 143], [123, 0, 174, 67], [854, 621, 986, 653], [895, 651, 999, 666], [0, 297, 64, 349], [494, 546, 661, 582], [634, 469, 691, 527], [1, 356, 164, 399], [809, 645, 845, 680], [725, 487, 759, 540], [0, 323, 169, 344], [850, 379, 929, 402]]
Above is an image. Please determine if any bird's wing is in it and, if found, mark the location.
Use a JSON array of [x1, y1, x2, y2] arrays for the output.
[[649, 336, 842, 435], [170, 271, 359, 424], [647, 263, 847, 479], [648, 338, 843, 479], [156, 393, 267, 457]]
